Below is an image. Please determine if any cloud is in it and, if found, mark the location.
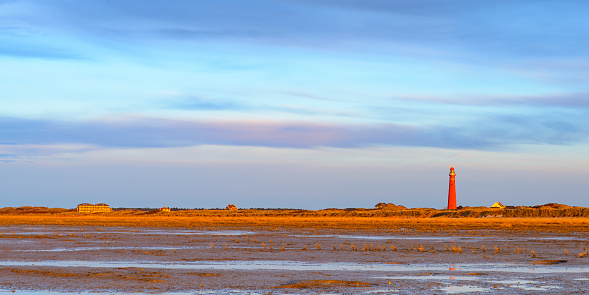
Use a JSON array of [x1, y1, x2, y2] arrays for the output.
[[1, 113, 588, 152], [162, 93, 358, 118], [0, 153, 18, 162], [4, 0, 585, 64], [0, 45, 85, 60], [166, 96, 246, 111], [511, 93, 589, 108], [393, 92, 589, 108]]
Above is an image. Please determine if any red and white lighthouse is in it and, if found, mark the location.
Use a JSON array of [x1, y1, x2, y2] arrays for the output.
[[447, 167, 457, 209]]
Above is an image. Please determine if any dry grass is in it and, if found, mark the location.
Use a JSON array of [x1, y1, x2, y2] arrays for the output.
[[0, 211, 588, 232], [449, 244, 462, 253]]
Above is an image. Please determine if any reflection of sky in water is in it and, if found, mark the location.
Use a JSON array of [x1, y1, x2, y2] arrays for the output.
[[490, 279, 561, 291], [2, 226, 586, 243], [10, 245, 261, 252], [382, 275, 478, 281], [290, 234, 585, 242], [0, 291, 266, 295], [0, 227, 258, 236], [0, 290, 406, 295], [0, 260, 588, 274], [439, 285, 488, 293], [380, 276, 562, 292], [0, 239, 33, 244]]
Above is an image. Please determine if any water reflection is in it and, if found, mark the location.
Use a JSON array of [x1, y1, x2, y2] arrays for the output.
[[439, 285, 488, 293], [1, 260, 588, 274], [9, 245, 260, 252], [382, 275, 478, 281], [0, 227, 258, 237], [490, 279, 561, 291], [0, 292, 190, 295], [291, 234, 583, 242]]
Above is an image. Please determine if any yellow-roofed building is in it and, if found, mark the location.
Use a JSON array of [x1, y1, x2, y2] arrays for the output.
[[490, 202, 506, 209]]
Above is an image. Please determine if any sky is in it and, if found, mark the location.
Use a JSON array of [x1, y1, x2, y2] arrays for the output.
[[1, 0, 589, 209]]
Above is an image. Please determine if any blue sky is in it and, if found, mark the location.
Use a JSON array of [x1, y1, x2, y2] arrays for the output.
[[1, 0, 588, 209]]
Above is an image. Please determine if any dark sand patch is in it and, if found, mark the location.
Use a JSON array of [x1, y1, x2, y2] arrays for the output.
[[274, 279, 373, 288], [531, 259, 568, 265]]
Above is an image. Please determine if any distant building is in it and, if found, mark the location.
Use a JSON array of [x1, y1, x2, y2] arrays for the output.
[[160, 207, 171, 212], [490, 202, 506, 209], [226, 204, 238, 211], [76, 203, 112, 213]]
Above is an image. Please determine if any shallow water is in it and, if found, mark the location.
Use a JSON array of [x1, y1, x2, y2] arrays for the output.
[[0, 228, 258, 237], [4, 225, 585, 242], [2, 259, 588, 274], [0, 291, 395, 295], [8, 245, 262, 252], [380, 275, 564, 292], [0, 292, 188, 295], [292, 234, 479, 241], [383, 275, 479, 281], [2, 225, 587, 294], [438, 285, 488, 293], [291, 233, 584, 243], [0, 291, 265, 295]]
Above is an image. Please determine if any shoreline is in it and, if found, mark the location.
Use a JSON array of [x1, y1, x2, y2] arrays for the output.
[[1, 213, 589, 233]]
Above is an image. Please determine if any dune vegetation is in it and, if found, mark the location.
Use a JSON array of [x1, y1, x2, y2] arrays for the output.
[[0, 205, 588, 233]]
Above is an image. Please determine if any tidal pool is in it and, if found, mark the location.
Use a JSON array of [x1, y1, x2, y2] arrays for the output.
[[0, 292, 193, 295], [438, 285, 488, 293], [2, 225, 587, 294], [0, 227, 258, 237], [379, 275, 565, 292], [8, 245, 262, 252], [2, 260, 589, 274], [290, 233, 584, 243]]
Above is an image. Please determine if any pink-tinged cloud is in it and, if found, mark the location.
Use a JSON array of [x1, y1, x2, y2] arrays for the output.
[[1, 114, 587, 151]]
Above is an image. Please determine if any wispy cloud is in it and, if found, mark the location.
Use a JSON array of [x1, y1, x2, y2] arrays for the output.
[[0, 45, 85, 60], [0, 153, 19, 162], [5, 0, 586, 62], [392, 92, 589, 108], [161, 93, 359, 118], [2, 113, 588, 152], [166, 96, 246, 111]]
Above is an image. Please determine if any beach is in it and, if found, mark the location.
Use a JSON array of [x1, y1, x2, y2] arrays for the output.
[[0, 213, 588, 294]]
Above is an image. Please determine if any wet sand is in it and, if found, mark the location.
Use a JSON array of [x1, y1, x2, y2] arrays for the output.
[[0, 225, 588, 294]]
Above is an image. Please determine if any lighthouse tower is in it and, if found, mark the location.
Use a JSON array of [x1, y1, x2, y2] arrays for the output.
[[447, 167, 457, 209]]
